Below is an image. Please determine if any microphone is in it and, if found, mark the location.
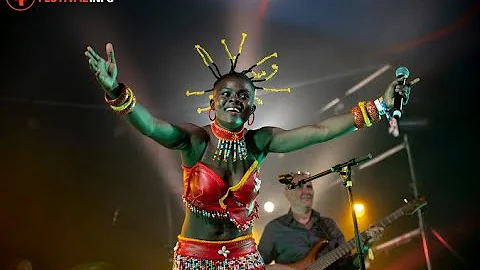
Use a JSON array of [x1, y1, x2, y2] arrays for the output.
[[393, 67, 410, 120], [389, 67, 410, 137]]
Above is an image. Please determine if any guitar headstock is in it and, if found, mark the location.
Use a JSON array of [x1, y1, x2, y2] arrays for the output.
[[402, 196, 427, 215]]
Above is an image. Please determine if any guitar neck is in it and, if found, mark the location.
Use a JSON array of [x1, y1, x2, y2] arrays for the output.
[[308, 207, 410, 270]]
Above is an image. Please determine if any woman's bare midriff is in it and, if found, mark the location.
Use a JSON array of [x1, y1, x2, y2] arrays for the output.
[[180, 209, 252, 241]]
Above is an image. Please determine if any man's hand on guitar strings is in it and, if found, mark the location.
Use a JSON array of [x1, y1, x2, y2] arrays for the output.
[[365, 225, 384, 242]]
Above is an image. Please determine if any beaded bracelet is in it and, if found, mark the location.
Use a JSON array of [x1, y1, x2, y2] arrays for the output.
[[358, 101, 372, 127], [374, 96, 388, 116], [351, 99, 381, 129], [374, 96, 393, 121], [351, 105, 365, 129], [365, 100, 380, 123]]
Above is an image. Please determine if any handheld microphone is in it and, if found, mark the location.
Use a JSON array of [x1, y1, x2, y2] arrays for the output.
[[389, 67, 410, 137], [393, 67, 410, 120]]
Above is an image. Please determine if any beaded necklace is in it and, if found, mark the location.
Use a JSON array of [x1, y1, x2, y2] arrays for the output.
[[210, 121, 248, 162]]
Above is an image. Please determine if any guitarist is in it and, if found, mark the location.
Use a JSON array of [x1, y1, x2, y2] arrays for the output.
[[258, 171, 384, 270]]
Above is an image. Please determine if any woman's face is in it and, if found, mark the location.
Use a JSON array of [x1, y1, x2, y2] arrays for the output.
[[210, 74, 256, 130]]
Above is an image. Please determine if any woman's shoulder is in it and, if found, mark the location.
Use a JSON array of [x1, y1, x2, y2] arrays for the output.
[[247, 126, 279, 149]]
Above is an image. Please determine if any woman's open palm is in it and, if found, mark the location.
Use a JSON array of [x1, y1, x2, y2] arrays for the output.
[[85, 43, 118, 92]]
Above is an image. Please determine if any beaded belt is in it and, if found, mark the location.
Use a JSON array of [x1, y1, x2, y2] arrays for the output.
[[172, 234, 265, 269], [182, 196, 259, 233]]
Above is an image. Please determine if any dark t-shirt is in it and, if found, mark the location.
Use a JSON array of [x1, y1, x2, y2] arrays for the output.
[[258, 209, 356, 269]]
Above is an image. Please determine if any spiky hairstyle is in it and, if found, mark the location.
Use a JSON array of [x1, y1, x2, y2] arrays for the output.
[[185, 32, 291, 114]]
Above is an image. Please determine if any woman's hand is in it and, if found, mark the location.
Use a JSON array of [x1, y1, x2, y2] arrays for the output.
[[84, 43, 118, 93], [383, 76, 420, 108]]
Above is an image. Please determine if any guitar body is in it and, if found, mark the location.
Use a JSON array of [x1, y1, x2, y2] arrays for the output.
[[283, 240, 329, 270], [269, 197, 427, 270]]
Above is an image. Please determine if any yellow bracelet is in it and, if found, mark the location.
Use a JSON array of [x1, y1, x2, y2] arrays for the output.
[[117, 95, 136, 115], [110, 87, 133, 112], [358, 101, 372, 127]]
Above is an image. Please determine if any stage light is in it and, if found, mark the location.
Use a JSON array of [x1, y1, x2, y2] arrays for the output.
[[264, 201, 275, 212], [353, 203, 365, 218]]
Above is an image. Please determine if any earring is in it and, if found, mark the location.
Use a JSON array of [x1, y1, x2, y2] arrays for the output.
[[247, 112, 255, 125], [208, 108, 216, 121]]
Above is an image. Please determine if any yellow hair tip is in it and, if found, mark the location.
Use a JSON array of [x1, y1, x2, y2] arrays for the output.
[[197, 107, 210, 114], [221, 38, 234, 60], [185, 90, 205, 96], [256, 52, 278, 66], [251, 70, 267, 79], [238, 32, 248, 55], [263, 64, 279, 81], [209, 94, 214, 99], [262, 87, 291, 93]]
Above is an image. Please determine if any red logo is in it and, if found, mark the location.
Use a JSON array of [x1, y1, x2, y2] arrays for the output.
[[6, 0, 36, 11]]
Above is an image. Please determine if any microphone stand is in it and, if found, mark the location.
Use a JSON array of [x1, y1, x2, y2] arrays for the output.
[[286, 154, 373, 270], [336, 163, 367, 270]]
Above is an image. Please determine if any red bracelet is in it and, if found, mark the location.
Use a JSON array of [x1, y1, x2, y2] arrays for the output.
[[116, 95, 136, 115], [351, 105, 364, 129], [104, 84, 128, 106], [365, 101, 380, 122]]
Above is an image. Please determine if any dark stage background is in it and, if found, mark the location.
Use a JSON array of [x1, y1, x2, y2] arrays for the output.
[[1, 0, 479, 269]]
